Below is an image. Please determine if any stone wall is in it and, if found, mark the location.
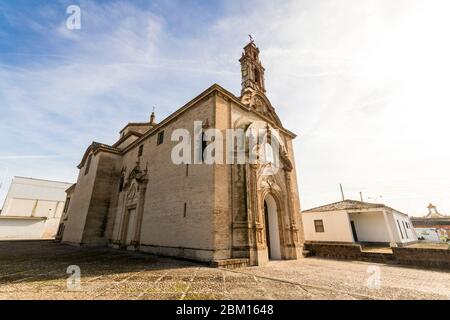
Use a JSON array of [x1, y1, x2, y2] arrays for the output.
[[392, 247, 450, 269], [306, 242, 363, 260], [305, 242, 450, 269], [124, 94, 217, 260], [82, 152, 122, 245]]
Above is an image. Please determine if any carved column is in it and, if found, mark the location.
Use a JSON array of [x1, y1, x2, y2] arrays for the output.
[[247, 163, 269, 266], [231, 164, 250, 259], [133, 181, 148, 246], [284, 169, 302, 259]]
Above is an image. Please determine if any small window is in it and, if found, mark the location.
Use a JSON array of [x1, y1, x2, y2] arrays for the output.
[[138, 145, 143, 157], [254, 68, 261, 85], [63, 198, 71, 213], [84, 154, 92, 175], [402, 221, 408, 239], [186, 164, 189, 177], [157, 131, 164, 145], [183, 203, 187, 218], [397, 220, 404, 239], [314, 220, 324, 233]]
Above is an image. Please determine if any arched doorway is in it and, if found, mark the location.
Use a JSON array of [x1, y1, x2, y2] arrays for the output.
[[263, 194, 282, 260]]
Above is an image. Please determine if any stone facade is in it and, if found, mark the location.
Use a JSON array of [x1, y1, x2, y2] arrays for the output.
[[61, 42, 304, 266]]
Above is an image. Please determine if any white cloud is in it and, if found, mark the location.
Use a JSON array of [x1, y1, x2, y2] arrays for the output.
[[1, 0, 450, 215]]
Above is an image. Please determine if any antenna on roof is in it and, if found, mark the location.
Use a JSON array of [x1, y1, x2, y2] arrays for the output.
[[368, 195, 383, 203], [340, 184, 345, 201]]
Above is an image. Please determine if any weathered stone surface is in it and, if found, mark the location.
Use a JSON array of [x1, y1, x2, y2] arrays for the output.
[[61, 42, 304, 266]]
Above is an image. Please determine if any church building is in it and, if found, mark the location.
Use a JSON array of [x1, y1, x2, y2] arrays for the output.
[[61, 41, 304, 266]]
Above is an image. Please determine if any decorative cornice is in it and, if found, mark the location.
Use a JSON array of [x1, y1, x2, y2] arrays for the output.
[[119, 122, 152, 134], [112, 130, 143, 148], [77, 142, 121, 169], [65, 183, 77, 194]]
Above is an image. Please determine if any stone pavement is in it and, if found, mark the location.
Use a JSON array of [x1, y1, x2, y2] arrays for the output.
[[0, 241, 449, 300]]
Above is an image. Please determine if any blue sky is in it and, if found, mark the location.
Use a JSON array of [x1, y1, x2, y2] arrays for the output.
[[1, 0, 450, 216]]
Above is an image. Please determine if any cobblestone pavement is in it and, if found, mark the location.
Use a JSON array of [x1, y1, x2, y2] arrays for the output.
[[0, 241, 449, 300]]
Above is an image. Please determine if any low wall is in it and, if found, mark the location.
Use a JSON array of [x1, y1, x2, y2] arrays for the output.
[[305, 242, 363, 260], [305, 242, 450, 269], [0, 218, 47, 240], [392, 247, 450, 269]]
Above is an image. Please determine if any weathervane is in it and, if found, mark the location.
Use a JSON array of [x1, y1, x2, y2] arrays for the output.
[[248, 34, 254, 43]]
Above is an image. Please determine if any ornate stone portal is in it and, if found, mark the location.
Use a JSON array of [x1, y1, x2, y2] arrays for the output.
[[117, 162, 148, 249], [230, 136, 302, 265]]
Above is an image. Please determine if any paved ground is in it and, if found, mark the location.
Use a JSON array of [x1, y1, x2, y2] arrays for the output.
[[0, 241, 449, 300]]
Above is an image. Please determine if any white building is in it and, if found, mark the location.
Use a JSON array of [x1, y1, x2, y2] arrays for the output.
[[302, 200, 418, 247], [411, 204, 450, 243], [0, 177, 72, 240]]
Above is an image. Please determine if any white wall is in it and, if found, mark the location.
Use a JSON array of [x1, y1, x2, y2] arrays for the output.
[[348, 212, 390, 242], [2, 177, 71, 203], [1, 177, 71, 217], [302, 210, 354, 242], [0, 177, 72, 239], [304, 208, 418, 245], [392, 211, 418, 243], [0, 218, 46, 239]]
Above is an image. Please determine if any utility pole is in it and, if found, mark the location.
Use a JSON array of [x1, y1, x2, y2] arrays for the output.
[[340, 184, 345, 201], [359, 192, 363, 202]]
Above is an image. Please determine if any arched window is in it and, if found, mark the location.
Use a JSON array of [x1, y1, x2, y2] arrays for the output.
[[254, 68, 261, 86]]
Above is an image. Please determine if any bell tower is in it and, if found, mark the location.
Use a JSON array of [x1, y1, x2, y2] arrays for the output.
[[239, 39, 266, 95]]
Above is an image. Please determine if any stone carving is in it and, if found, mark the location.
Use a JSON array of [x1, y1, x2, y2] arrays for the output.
[[280, 148, 293, 172], [127, 185, 137, 201], [240, 90, 282, 127], [124, 162, 148, 189]]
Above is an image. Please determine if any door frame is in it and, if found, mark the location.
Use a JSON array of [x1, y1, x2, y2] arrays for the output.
[[263, 194, 282, 260], [350, 220, 359, 242], [263, 201, 272, 259], [120, 205, 137, 248]]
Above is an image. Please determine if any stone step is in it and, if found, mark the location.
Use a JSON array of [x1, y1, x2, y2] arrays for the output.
[[211, 258, 250, 269]]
